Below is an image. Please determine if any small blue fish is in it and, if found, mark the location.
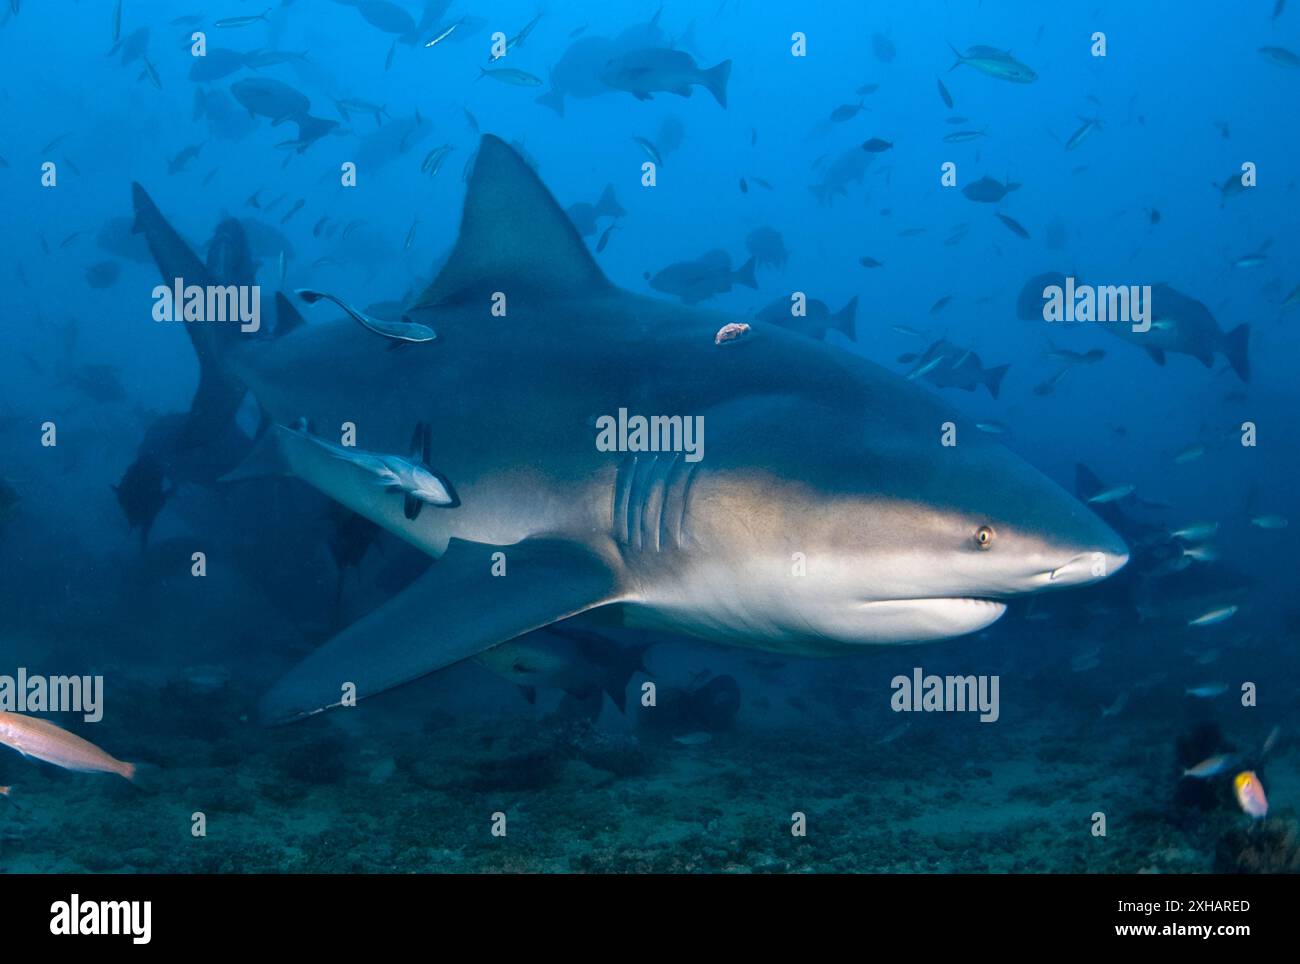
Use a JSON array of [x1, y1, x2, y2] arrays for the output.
[[1183, 753, 1237, 778]]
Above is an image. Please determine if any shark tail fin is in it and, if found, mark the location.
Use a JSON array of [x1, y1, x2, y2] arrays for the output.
[[596, 183, 625, 220], [551, 628, 654, 716], [984, 363, 1010, 400], [534, 87, 566, 117], [292, 114, 338, 152], [702, 59, 731, 108], [1222, 323, 1250, 382], [832, 296, 858, 341], [599, 642, 655, 715], [734, 256, 759, 290], [131, 183, 248, 449]]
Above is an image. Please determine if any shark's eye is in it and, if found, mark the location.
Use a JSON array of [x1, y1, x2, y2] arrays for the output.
[[975, 525, 996, 550]]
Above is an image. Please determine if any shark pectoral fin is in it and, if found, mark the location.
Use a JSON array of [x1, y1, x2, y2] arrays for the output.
[[258, 538, 623, 724], [403, 492, 423, 521], [132, 183, 246, 448]]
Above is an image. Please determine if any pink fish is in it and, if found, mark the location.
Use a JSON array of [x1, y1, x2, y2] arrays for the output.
[[0, 711, 137, 782], [1233, 770, 1268, 819]]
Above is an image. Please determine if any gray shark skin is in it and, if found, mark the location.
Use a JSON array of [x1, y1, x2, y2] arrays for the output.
[[131, 135, 1129, 724]]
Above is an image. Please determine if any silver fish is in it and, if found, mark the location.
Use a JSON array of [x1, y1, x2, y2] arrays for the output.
[[295, 288, 435, 343]]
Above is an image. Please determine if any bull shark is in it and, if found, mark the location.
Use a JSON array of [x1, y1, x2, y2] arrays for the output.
[[131, 134, 1128, 725]]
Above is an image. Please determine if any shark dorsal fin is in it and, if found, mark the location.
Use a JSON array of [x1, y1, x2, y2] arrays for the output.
[[412, 135, 610, 309]]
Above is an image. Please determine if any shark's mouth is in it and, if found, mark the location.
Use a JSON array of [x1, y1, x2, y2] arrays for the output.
[[856, 597, 1007, 643]]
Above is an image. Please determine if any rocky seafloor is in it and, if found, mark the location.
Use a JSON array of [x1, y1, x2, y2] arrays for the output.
[[1, 656, 1295, 874]]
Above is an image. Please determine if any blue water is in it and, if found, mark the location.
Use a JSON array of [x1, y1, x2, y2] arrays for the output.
[[0, 1, 1296, 873]]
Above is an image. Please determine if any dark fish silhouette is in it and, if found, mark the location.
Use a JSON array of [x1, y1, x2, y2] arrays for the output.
[[112, 454, 174, 551], [963, 175, 1020, 203]]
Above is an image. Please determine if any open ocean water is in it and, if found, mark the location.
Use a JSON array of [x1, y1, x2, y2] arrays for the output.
[[0, 0, 1297, 887]]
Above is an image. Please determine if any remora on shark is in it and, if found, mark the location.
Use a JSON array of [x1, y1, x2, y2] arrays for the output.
[[131, 135, 1128, 724]]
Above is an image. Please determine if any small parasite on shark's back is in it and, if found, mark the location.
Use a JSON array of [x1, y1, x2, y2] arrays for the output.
[[714, 322, 751, 345]]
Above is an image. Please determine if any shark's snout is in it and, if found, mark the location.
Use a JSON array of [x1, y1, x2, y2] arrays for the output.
[[947, 488, 1131, 600], [1000, 470, 1131, 594], [1045, 545, 1129, 587]]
